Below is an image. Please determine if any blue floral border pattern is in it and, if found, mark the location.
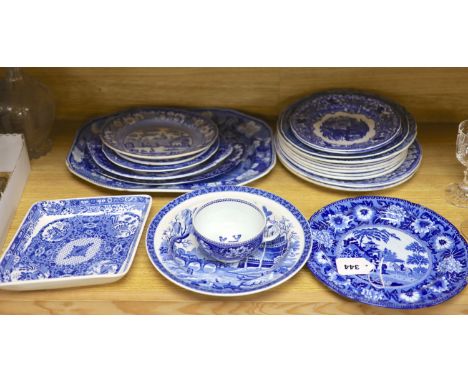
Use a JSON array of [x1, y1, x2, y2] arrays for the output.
[[289, 91, 401, 153], [307, 196, 468, 309], [66, 108, 276, 192], [0, 195, 151, 284], [145, 186, 312, 296]]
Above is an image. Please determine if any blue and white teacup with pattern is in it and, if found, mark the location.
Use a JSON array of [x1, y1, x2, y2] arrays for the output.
[[192, 198, 277, 263]]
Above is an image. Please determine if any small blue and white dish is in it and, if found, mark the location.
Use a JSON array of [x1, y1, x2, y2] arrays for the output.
[[0, 195, 152, 291], [307, 196, 468, 309], [289, 91, 402, 154], [101, 109, 219, 159], [66, 108, 276, 193], [192, 198, 268, 263], [145, 186, 311, 296], [102, 138, 221, 172]]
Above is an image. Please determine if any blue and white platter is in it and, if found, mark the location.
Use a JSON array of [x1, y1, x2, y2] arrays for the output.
[[0, 195, 152, 291], [145, 186, 312, 296], [87, 137, 234, 180], [307, 196, 468, 309], [101, 109, 219, 159], [66, 108, 276, 193], [278, 97, 416, 163], [102, 138, 221, 172], [289, 91, 402, 154], [277, 140, 422, 191]]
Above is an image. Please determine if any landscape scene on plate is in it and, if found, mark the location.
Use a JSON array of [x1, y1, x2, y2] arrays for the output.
[[308, 198, 467, 308], [157, 204, 303, 293]]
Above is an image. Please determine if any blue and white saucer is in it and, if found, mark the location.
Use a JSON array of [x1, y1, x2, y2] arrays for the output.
[[101, 109, 218, 160], [66, 108, 276, 193], [102, 138, 221, 172], [0, 195, 152, 291], [87, 137, 234, 180], [307, 196, 468, 309], [146, 186, 311, 296], [289, 91, 401, 154], [277, 140, 422, 191]]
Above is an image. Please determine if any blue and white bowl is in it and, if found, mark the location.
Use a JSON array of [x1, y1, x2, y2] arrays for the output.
[[192, 198, 267, 262]]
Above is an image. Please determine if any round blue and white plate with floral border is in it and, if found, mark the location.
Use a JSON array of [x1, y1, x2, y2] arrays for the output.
[[289, 91, 402, 154], [66, 108, 276, 193], [146, 186, 311, 296], [102, 138, 221, 172], [101, 108, 219, 159], [307, 196, 468, 309]]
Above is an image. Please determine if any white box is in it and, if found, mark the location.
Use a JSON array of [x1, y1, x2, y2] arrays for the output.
[[0, 134, 30, 249]]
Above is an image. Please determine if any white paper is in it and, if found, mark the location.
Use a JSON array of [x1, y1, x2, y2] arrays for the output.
[[336, 257, 375, 275]]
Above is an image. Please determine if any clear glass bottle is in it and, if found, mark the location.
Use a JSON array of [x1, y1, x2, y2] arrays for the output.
[[0, 68, 55, 158]]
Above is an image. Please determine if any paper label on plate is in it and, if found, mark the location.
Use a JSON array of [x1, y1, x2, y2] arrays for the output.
[[336, 258, 375, 275]]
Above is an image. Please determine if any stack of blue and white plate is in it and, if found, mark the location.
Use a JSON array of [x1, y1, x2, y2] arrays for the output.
[[66, 108, 276, 193], [276, 90, 422, 191]]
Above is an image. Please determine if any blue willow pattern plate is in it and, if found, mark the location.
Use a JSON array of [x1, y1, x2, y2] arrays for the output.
[[102, 138, 220, 172], [101, 109, 219, 159], [146, 186, 311, 296], [307, 196, 468, 309], [0, 195, 152, 291], [289, 91, 402, 154], [279, 100, 416, 163], [277, 141, 422, 191], [66, 108, 276, 193]]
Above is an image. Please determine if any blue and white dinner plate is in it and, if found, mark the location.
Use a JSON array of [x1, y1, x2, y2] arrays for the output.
[[277, 140, 422, 191], [278, 97, 416, 163], [87, 137, 234, 180], [101, 109, 219, 159], [146, 186, 311, 296], [307, 196, 468, 309], [102, 138, 221, 172], [289, 91, 402, 154], [66, 108, 276, 193], [0, 195, 152, 291]]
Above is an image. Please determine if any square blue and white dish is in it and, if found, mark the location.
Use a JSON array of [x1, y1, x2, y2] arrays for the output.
[[307, 196, 468, 309], [0, 195, 152, 291], [145, 186, 311, 296]]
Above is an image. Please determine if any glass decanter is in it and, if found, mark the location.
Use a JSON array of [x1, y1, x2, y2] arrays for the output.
[[0, 68, 55, 158], [445, 120, 468, 208]]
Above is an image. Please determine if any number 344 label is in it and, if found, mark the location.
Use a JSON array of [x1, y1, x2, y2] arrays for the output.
[[336, 258, 375, 275]]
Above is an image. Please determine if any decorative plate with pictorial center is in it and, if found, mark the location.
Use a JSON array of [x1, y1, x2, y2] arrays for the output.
[[0, 195, 152, 291], [307, 196, 468, 309], [101, 109, 219, 159], [289, 91, 402, 154], [145, 186, 311, 296], [66, 108, 276, 192]]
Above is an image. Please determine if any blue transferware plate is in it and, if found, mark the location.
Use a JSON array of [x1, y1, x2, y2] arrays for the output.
[[277, 140, 422, 191], [145, 186, 311, 296], [289, 91, 401, 154], [66, 108, 276, 193], [307, 196, 468, 309], [91, 144, 244, 186], [279, 105, 416, 164], [0, 195, 152, 291], [102, 138, 221, 172], [101, 109, 219, 159], [87, 137, 234, 180]]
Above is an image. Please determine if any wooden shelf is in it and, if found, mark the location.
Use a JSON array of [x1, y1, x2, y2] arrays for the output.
[[0, 120, 466, 314]]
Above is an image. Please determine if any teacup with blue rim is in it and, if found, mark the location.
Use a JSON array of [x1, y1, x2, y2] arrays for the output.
[[192, 198, 276, 263]]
